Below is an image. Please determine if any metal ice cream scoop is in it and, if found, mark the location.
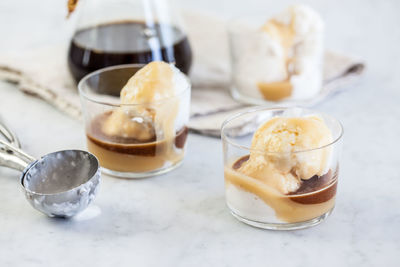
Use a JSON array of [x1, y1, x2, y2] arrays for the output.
[[0, 124, 101, 218]]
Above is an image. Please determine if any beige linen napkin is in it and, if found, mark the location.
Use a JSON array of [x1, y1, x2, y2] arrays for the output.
[[0, 12, 364, 137]]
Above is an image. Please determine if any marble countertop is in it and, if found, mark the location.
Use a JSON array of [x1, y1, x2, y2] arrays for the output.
[[0, 0, 399, 266]]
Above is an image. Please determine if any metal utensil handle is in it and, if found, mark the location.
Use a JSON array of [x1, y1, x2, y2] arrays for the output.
[[0, 140, 36, 171]]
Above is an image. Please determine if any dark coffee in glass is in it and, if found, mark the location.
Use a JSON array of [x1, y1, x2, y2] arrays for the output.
[[68, 20, 192, 83]]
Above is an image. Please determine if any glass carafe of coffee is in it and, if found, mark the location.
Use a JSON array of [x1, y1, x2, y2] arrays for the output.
[[68, 0, 192, 83]]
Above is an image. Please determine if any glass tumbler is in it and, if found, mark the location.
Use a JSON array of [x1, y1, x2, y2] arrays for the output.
[[79, 64, 191, 178], [228, 18, 323, 106], [221, 107, 343, 230]]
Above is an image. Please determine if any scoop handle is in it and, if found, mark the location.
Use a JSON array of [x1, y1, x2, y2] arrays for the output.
[[0, 140, 36, 171], [0, 121, 21, 148]]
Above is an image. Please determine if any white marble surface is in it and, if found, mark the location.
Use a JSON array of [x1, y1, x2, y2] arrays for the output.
[[0, 0, 399, 266]]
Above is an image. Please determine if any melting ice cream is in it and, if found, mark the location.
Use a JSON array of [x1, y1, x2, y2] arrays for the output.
[[233, 5, 324, 101], [225, 115, 337, 223], [102, 61, 189, 142], [86, 61, 190, 173]]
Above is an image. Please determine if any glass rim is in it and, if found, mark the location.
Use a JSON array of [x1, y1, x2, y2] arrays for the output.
[[221, 106, 344, 154], [78, 63, 191, 107]]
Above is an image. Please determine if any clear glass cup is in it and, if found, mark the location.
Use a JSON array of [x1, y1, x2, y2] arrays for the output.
[[221, 107, 343, 230], [68, 0, 192, 83], [78, 64, 191, 178], [228, 17, 324, 106]]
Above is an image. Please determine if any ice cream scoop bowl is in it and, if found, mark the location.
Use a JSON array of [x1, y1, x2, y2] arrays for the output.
[[0, 140, 100, 218]]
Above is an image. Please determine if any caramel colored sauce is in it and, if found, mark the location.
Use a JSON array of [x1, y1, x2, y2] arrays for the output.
[[258, 19, 296, 101], [86, 112, 188, 173], [257, 80, 293, 101], [225, 155, 337, 223]]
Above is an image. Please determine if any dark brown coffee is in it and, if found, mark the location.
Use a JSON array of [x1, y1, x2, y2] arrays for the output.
[[68, 20, 192, 83], [87, 111, 188, 156], [232, 155, 337, 205]]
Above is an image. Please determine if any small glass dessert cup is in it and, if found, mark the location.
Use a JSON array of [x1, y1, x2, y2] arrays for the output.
[[221, 107, 343, 230], [79, 64, 190, 178], [228, 5, 324, 106]]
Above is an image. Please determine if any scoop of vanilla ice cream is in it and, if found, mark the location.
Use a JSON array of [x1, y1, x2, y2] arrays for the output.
[[273, 5, 324, 42], [102, 108, 155, 141], [238, 115, 333, 194], [251, 116, 333, 179], [102, 61, 189, 140], [120, 61, 188, 104], [238, 155, 300, 194]]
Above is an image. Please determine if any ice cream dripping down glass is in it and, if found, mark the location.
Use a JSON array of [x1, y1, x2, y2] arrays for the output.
[[78, 63, 191, 178], [67, 0, 192, 83], [221, 107, 343, 230]]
